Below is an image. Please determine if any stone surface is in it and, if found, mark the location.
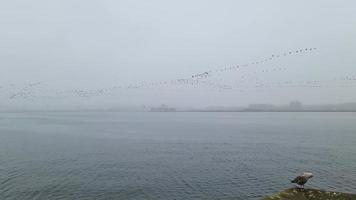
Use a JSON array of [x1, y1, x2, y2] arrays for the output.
[[262, 188, 356, 200]]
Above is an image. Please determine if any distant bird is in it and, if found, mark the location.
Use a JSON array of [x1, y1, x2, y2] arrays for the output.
[[291, 172, 313, 188]]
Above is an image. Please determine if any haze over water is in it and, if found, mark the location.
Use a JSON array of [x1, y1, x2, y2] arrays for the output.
[[1, 1, 356, 199], [1, 112, 355, 200], [1, 1, 356, 108]]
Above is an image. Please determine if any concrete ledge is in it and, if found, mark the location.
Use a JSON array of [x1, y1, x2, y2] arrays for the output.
[[262, 188, 356, 200]]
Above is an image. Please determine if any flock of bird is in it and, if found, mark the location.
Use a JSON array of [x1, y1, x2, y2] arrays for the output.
[[1, 47, 356, 100]]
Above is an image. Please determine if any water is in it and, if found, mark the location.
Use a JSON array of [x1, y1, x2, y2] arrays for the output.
[[0, 112, 355, 199]]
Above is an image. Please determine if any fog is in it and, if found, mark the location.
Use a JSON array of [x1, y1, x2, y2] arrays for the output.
[[1, 0, 356, 110]]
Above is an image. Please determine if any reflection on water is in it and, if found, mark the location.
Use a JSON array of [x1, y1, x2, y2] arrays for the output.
[[0, 112, 355, 199]]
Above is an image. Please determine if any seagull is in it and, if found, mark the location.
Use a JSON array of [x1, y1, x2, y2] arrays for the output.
[[291, 172, 313, 189]]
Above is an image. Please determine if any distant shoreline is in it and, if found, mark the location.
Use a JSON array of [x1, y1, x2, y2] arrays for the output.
[[1, 110, 356, 113], [177, 110, 356, 112]]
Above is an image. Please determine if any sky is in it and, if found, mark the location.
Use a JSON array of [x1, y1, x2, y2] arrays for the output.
[[1, 0, 356, 109]]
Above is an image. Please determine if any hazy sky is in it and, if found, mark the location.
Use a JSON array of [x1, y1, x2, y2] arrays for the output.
[[1, 0, 356, 109]]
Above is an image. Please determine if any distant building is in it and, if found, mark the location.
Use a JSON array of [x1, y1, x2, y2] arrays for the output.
[[150, 104, 176, 112], [289, 101, 303, 110]]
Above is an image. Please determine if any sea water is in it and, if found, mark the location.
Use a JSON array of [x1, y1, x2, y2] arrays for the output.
[[0, 112, 355, 199]]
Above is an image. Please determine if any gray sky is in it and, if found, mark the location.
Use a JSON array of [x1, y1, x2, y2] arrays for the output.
[[1, 0, 356, 109]]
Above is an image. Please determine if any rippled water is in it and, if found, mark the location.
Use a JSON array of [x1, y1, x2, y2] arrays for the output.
[[0, 112, 355, 199]]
